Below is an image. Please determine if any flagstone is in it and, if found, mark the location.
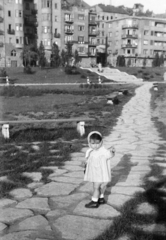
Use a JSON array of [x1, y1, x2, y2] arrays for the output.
[[9, 188, 32, 201], [0, 198, 17, 209], [53, 215, 112, 240], [70, 152, 84, 158], [74, 200, 120, 219], [48, 169, 68, 179], [35, 182, 77, 197], [10, 215, 51, 232], [0, 222, 7, 232], [64, 160, 82, 166], [50, 193, 89, 208], [46, 209, 67, 220], [78, 182, 93, 193], [49, 176, 83, 185], [16, 197, 50, 214], [22, 172, 42, 182], [61, 165, 83, 171], [133, 224, 166, 235], [0, 208, 33, 224], [111, 186, 144, 196], [27, 182, 44, 189], [136, 202, 157, 215], [0, 231, 36, 240], [63, 171, 84, 178], [107, 194, 132, 209]]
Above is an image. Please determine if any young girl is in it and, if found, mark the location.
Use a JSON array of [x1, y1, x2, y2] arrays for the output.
[[84, 131, 115, 208]]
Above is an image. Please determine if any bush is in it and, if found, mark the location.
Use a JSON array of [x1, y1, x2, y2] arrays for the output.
[[65, 66, 80, 75], [0, 68, 7, 83], [81, 75, 86, 78], [24, 65, 34, 74]]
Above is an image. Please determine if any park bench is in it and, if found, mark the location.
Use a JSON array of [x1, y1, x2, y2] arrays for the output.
[[86, 75, 103, 84], [0, 117, 95, 139]]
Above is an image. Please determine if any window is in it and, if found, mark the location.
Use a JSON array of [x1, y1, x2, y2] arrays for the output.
[[15, 23, 23, 31], [55, 16, 57, 22], [15, 0, 22, 3], [111, 16, 113, 19], [150, 50, 153, 55], [144, 30, 149, 36], [102, 31, 104, 36], [42, 26, 51, 33], [11, 50, 16, 56], [102, 16, 104, 20], [127, 49, 131, 54], [150, 40, 153, 45], [143, 40, 148, 45], [108, 23, 112, 28], [102, 23, 104, 28], [55, 3, 57, 9], [78, 25, 85, 31], [8, 11, 11, 17], [151, 31, 153, 36], [15, 10, 22, 17], [78, 47, 85, 53], [102, 39, 105, 44], [16, 37, 23, 44], [65, 14, 73, 21], [107, 16, 109, 20], [43, 39, 51, 46], [78, 14, 85, 20], [78, 36, 84, 43], [143, 49, 148, 55], [42, 0, 51, 8]]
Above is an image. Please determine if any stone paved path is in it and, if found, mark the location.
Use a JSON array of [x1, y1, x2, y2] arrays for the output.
[[1, 82, 166, 239]]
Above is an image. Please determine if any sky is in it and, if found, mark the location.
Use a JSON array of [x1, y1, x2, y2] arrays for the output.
[[83, 0, 166, 14]]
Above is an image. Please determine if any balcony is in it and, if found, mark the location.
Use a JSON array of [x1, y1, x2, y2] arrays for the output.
[[64, 18, 74, 23], [24, 19, 35, 27], [54, 33, 60, 38], [0, 30, 4, 35], [89, 51, 96, 56], [122, 34, 138, 39], [0, 42, 3, 47], [78, 52, 88, 56], [65, 29, 74, 34], [121, 43, 137, 48], [89, 30, 97, 36], [89, 19, 97, 25], [0, 16, 3, 22], [7, 29, 15, 35], [122, 24, 138, 29]]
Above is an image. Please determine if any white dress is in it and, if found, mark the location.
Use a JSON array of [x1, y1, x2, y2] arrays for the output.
[[84, 146, 112, 183]]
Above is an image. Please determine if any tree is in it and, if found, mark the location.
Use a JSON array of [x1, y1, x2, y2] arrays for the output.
[[143, 57, 147, 67], [21, 44, 37, 66], [152, 52, 160, 67], [74, 50, 81, 66], [38, 41, 46, 68], [50, 42, 61, 68], [65, 41, 73, 65], [61, 49, 67, 67], [160, 53, 164, 67]]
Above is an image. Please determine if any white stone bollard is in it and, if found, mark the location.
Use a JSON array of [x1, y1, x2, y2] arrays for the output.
[[153, 86, 158, 91], [98, 76, 102, 84], [118, 91, 123, 95], [2, 124, 10, 139], [87, 76, 90, 84], [77, 121, 85, 136], [6, 76, 9, 86], [107, 99, 114, 105]]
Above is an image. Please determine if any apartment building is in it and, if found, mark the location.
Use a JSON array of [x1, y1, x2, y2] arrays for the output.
[[106, 16, 166, 67], [0, 0, 36, 67]]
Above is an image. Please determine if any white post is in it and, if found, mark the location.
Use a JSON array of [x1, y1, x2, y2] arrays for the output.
[[87, 76, 90, 84], [2, 124, 10, 139], [6, 76, 9, 86], [98, 76, 101, 84], [77, 121, 85, 136]]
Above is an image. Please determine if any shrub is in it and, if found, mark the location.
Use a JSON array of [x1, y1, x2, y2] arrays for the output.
[[23, 65, 34, 74], [65, 66, 80, 75], [81, 75, 86, 78]]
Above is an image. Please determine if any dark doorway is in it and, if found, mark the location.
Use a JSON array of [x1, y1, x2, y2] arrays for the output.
[[97, 53, 106, 66]]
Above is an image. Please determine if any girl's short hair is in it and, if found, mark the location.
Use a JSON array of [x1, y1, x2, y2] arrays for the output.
[[89, 133, 102, 142]]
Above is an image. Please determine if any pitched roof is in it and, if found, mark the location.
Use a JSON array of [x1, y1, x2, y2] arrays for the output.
[[67, 0, 90, 9], [98, 4, 130, 14]]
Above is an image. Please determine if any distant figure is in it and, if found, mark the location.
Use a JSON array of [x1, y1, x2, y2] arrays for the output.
[[97, 63, 103, 73], [83, 131, 115, 208]]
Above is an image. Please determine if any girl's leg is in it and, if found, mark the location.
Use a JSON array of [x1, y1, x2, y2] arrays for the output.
[[92, 182, 101, 201], [100, 183, 107, 198]]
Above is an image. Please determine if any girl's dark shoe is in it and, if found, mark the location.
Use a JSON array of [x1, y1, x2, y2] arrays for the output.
[[85, 201, 99, 208], [98, 198, 106, 204]]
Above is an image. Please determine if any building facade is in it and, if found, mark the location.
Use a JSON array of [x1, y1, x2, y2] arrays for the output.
[[106, 16, 166, 67]]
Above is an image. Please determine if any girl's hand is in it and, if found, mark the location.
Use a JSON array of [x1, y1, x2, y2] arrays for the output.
[[110, 147, 115, 154]]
